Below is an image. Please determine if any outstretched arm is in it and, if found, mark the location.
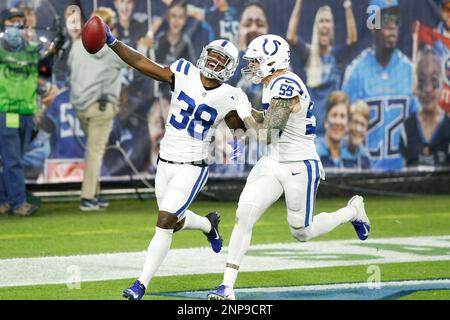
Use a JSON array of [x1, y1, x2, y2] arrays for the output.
[[286, 0, 303, 45], [344, 0, 358, 46], [105, 23, 173, 83]]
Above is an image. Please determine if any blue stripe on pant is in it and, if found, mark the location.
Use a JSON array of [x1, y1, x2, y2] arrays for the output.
[[312, 160, 320, 223], [304, 161, 312, 227], [304, 160, 320, 227], [175, 167, 208, 216]]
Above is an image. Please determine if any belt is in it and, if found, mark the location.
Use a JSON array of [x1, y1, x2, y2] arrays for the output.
[[157, 155, 208, 167]]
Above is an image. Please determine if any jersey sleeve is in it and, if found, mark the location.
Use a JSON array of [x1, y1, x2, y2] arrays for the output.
[[169, 58, 194, 92], [221, 86, 244, 116], [268, 76, 304, 100]]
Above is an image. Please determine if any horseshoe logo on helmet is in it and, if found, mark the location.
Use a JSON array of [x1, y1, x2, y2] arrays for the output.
[[262, 38, 282, 56]]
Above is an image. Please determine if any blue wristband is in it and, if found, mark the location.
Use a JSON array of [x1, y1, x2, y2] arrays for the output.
[[103, 22, 117, 47]]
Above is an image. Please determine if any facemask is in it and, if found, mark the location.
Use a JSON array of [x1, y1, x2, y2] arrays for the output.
[[4, 25, 24, 48]]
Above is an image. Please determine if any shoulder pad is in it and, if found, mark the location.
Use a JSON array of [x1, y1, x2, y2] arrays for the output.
[[268, 76, 304, 100], [170, 58, 193, 76]]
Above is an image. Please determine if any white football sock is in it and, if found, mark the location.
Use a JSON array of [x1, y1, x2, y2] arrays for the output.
[[223, 203, 264, 288], [181, 210, 211, 233], [308, 206, 357, 238], [226, 222, 253, 268], [223, 267, 239, 289], [223, 221, 255, 289], [138, 227, 173, 288]]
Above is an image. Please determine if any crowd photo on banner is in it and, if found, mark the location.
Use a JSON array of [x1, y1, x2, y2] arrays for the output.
[[1, 0, 449, 186]]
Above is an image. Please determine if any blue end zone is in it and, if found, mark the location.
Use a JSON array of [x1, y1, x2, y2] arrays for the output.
[[152, 279, 450, 300]]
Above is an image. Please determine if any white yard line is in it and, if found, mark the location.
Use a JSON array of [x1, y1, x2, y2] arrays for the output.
[[233, 279, 450, 293], [1, 235, 450, 288]]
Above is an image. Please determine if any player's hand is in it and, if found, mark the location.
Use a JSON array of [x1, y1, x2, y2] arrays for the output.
[[103, 22, 117, 47], [319, 161, 326, 180], [234, 89, 252, 120], [251, 108, 265, 123]]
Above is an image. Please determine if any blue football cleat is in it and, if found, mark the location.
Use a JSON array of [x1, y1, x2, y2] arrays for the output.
[[204, 212, 223, 253], [207, 284, 236, 300], [122, 280, 146, 300], [348, 195, 371, 241]]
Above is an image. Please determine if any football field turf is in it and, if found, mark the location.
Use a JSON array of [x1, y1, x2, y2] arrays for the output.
[[0, 195, 449, 300]]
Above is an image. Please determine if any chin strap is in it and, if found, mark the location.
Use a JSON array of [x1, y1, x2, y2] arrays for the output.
[[201, 68, 224, 82]]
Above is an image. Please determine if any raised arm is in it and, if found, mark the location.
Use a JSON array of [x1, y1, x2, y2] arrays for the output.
[[187, 4, 205, 21], [105, 23, 173, 83], [344, 0, 358, 46], [286, 0, 303, 45]]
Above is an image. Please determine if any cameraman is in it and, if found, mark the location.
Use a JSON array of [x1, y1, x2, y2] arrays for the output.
[[0, 8, 58, 216], [68, 7, 127, 211]]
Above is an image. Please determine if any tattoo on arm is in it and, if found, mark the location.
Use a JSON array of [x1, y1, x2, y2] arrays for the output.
[[242, 96, 298, 143], [266, 98, 293, 130], [251, 109, 265, 123]]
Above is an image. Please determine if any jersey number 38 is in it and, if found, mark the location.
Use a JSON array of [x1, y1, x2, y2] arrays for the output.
[[170, 90, 218, 141]]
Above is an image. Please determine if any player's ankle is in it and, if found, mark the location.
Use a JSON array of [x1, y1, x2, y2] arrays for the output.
[[222, 282, 233, 289], [347, 205, 358, 220]]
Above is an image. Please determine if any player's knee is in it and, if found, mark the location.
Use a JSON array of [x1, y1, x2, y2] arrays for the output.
[[156, 211, 178, 229], [287, 209, 305, 229], [235, 203, 261, 232], [290, 226, 312, 242]]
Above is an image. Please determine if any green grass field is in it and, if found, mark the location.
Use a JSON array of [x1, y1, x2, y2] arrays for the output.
[[1, 195, 450, 300]]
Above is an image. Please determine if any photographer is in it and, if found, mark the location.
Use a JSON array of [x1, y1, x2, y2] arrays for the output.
[[0, 8, 58, 216]]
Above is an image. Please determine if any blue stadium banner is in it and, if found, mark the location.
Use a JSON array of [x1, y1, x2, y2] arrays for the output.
[[0, 0, 448, 184]]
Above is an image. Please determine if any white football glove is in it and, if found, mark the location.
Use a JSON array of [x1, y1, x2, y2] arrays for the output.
[[234, 88, 252, 120]]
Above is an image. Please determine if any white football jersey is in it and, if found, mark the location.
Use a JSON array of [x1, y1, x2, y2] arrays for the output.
[[159, 58, 239, 162], [263, 71, 320, 162]]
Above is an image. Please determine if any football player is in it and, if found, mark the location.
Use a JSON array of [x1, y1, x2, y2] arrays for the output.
[[207, 34, 371, 300], [100, 20, 246, 300]]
